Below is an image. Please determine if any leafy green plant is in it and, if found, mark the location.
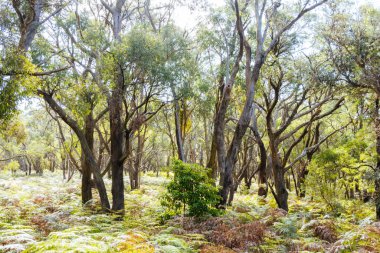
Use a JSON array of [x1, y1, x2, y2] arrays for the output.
[[160, 160, 221, 220], [4, 160, 20, 174], [273, 216, 298, 238]]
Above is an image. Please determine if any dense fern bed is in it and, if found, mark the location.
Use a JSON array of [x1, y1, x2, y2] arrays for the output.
[[0, 172, 379, 253]]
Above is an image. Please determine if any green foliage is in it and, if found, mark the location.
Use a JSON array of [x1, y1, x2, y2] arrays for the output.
[[0, 118, 27, 144], [153, 234, 193, 253], [0, 48, 40, 124], [4, 160, 20, 172], [160, 160, 220, 219], [306, 128, 374, 214], [101, 25, 166, 87], [273, 215, 298, 238]]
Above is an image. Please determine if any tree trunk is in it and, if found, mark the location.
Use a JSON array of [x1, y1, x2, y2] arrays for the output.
[[298, 166, 309, 198], [270, 138, 289, 211], [256, 138, 267, 197], [62, 158, 66, 180], [81, 113, 94, 204], [129, 168, 140, 190], [374, 97, 380, 220], [207, 128, 218, 179], [219, 76, 257, 206], [109, 83, 125, 212], [101, 0, 127, 213], [286, 176, 291, 191], [130, 128, 145, 190], [273, 162, 289, 211], [227, 181, 238, 205], [173, 96, 186, 162]]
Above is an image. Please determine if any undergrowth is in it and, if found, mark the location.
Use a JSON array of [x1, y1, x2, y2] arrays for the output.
[[0, 172, 378, 252]]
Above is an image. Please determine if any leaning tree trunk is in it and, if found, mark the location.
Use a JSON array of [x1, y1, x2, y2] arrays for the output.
[[40, 91, 110, 210], [219, 90, 257, 205]]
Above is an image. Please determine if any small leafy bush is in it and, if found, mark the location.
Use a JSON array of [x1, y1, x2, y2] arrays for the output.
[[160, 160, 220, 219], [4, 160, 20, 173], [273, 216, 298, 238]]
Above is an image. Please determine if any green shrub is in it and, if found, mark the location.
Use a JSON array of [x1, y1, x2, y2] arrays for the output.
[[4, 160, 20, 173], [273, 215, 298, 238], [160, 160, 220, 220]]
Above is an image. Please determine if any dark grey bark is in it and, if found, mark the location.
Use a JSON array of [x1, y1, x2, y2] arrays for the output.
[[109, 82, 125, 212], [215, 0, 244, 206], [81, 112, 94, 204], [101, 0, 127, 213], [256, 138, 267, 197]]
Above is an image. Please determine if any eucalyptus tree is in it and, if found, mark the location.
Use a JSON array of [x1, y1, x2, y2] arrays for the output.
[[105, 27, 170, 190], [100, 0, 134, 212], [100, 0, 193, 211], [322, 3, 380, 219], [196, 5, 239, 179], [212, 0, 329, 207], [33, 3, 112, 209], [37, 75, 111, 210], [257, 57, 344, 210]]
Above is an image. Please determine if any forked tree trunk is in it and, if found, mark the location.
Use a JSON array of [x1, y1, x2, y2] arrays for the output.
[[219, 64, 260, 206]]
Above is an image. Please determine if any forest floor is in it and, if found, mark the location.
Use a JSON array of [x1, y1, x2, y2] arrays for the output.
[[0, 172, 379, 253]]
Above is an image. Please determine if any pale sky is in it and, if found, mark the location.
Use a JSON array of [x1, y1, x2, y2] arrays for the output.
[[172, 0, 380, 29], [171, 0, 224, 29]]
